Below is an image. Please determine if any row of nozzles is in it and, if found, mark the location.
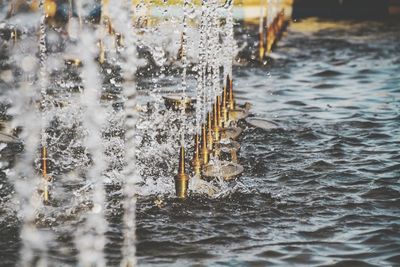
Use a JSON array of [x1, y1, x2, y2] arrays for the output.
[[175, 8, 290, 198], [175, 74, 240, 199]]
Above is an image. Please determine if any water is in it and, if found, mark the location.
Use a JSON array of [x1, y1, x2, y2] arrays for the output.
[[134, 18, 400, 266], [1, 8, 400, 267]]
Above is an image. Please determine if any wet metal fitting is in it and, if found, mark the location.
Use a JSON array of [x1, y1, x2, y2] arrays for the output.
[[213, 101, 220, 142], [192, 134, 201, 177], [217, 95, 223, 128], [201, 124, 209, 165], [175, 146, 189, 199], [41, 146, 50, 202], [207, 112, 213, 150], [227, 75, 235, 110], [221, 85, 228, 125]]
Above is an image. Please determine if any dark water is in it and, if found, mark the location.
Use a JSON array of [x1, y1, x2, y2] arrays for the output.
[[1, 18, 400, 266], [134, 18, 400, 266]]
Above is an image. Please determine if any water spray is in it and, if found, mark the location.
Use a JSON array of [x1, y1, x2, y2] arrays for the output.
[[39, 0, 51, 204]]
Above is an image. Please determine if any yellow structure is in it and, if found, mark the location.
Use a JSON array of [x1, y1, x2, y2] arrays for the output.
[[192, 134, 202, 176], [175, 146, 189, 198], [41, 146, 50, 203]]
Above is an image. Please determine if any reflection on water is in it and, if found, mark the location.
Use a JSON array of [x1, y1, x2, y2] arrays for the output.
[[1, 17, 400, 266]]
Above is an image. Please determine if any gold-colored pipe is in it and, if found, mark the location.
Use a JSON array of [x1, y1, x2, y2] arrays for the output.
[[221, 84, 228, 125], [192, 134, 201, 177], [213, 101, 220, 142], [207, 112, 213, 150], [175, 145, 189, 199], [41, 146, 50, 202], [200, 124, 209, 165], [217, 95, 223, 128], [266, 24, 274, 54], [227, 75, 235, 110]]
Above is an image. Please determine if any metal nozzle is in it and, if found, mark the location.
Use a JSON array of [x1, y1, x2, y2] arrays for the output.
[[201, 124, 209, 165], [207, 112, 213, 150], [267, 25, 274, 54], [175, 146, 189, 199], [227, 75, 235, 110], [221, 85, 228, 125], [217, 95, 223, 128], [213, 101, 220, 142], [41, 146, 50, 202], [192, 134, 201, 177], [42, 146, 47, 177]]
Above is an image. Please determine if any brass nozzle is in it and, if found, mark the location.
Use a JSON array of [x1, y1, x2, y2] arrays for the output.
[[192, 134, 201, 177], [42, 146, 47, 178], [201, 124, 209, 165], [227, 75, 235, 110], [266, 26, 274, 54], [221, 85, 228, 124], [213, 101, 220, 142], [175, 145, 189, 199], [41, 146, 50, 202], [207, 112, 213, 150], [217, 95, 223, 128]]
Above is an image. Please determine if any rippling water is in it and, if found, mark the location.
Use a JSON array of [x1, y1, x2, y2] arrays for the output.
[[1, 18, 400, 266]]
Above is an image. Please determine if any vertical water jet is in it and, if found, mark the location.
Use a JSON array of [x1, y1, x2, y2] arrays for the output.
[[38, 0, 50, 204]]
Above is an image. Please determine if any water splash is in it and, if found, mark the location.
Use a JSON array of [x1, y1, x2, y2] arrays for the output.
[[6, 2, 52, 266], [1, 0, 242, 265], [71, 4, 108, 265], [109, 0, 140, 265]]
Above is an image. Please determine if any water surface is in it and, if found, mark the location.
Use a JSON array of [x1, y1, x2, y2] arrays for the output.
[[1, 17, 400, 267]]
